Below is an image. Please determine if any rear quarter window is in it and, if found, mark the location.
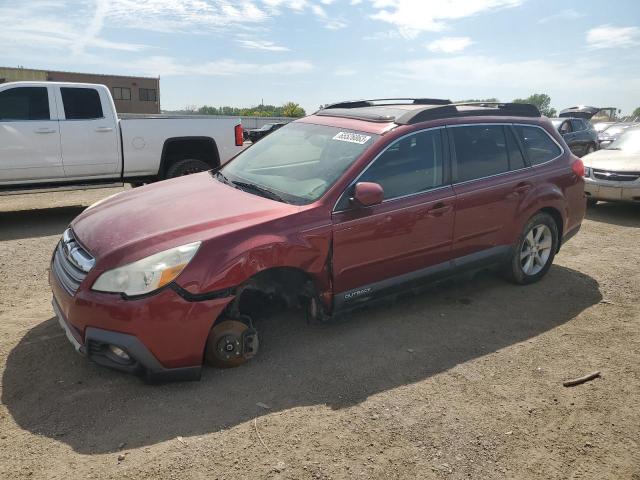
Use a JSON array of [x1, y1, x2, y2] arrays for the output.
[[514, 125, 562, 166]]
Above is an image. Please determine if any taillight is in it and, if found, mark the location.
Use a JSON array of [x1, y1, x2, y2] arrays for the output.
[[235, 124, 244, 146], [571, 157, 585, 177]]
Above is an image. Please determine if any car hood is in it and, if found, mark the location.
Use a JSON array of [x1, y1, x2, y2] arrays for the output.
[[583, 149, 640, 171], [71, 172, 300, 264]]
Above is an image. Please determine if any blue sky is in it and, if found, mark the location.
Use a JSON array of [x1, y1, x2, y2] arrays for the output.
[[2, 0, 640, 114]]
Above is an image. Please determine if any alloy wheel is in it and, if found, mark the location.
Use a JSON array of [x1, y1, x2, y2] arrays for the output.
[[520, 224, 553, 276]]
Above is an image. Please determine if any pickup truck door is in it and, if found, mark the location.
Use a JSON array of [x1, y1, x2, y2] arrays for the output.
[[0, 85, 64, 182], [55, 86, 120, 179]]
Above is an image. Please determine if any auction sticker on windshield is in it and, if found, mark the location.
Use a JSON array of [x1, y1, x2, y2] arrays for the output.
[[333, 132, 371, 144]]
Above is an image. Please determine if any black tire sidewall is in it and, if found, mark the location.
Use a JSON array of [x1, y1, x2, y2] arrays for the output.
[[509, 213, 558, 285], [166, 159, 211, 179]]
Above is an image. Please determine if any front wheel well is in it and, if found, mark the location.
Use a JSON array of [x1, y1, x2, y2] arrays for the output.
[[159, 137, 220, 178], [539, 207, 564, 251], [223, 267, 320, 321]]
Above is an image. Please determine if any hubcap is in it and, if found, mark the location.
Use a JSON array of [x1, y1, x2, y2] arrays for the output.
[[520, 224, 552, 276]]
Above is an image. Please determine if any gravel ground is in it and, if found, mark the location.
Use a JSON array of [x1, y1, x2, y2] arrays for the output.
[[0, 187, 639, 480]]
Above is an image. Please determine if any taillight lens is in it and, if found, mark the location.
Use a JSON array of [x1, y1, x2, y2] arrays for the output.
[[235, 124, 244, 146], [571, 158, 585, 177]]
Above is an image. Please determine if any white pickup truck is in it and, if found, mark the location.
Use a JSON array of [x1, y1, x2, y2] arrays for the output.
[[0, 81, 244, 194]]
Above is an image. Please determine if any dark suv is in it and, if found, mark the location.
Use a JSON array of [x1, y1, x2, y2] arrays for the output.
[[51, 99, 586, 381], [551, 117, 598, 157]]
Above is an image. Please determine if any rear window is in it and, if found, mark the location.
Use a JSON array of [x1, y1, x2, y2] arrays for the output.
[[0, 87, 50, 121], [514, 125, 562, 165], [61, 87, 103, 120]]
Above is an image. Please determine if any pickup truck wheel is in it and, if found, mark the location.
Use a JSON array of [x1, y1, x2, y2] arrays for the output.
[[166, 159, 211, 179], [205, 319, 259, 368], [505, 212, 558, 285]]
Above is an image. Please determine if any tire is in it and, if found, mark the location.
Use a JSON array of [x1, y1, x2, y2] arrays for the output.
[[587, 198, 598, 208], [204, 319, 258, 368], [585, 143, 596, 155], [165, 159, 211, 179], [505, 212, 558, 285]]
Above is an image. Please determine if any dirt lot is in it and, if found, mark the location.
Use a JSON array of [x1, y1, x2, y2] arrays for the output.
[[0, 187, 638, 479]]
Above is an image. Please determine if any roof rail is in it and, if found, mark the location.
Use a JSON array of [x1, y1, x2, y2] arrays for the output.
[[395, 102, 541, 124], [316, 100, 541, 124], [323, 98, 452, 109]]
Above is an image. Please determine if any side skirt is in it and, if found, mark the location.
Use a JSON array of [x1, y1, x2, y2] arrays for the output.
[[333, 245, 511, 312]]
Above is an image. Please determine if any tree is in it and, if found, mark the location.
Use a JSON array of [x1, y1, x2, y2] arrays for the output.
[[281, 102, 306, 118], [512, 93, 557, 117], [632, 107, 640, 120]]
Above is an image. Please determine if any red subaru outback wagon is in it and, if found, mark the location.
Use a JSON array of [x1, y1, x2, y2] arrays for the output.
[[50, 99, 586, 381]]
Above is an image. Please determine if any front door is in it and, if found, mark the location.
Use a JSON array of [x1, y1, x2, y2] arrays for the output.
[[0, 85, 64, 183], [331, 127, 455, 308], [55, 86, 120, 179]]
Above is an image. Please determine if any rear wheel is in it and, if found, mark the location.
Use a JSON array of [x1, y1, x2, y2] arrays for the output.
[[166, 159, 211, 179], [505, 213, 558, 285], [204, 319, 259, 368]]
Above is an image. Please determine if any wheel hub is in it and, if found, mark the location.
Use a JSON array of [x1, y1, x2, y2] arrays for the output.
[[217, 335, 242, 360]]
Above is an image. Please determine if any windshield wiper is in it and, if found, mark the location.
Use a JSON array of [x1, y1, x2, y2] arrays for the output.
[[231, 180, 286, 203], [214, 170, 233, 185]]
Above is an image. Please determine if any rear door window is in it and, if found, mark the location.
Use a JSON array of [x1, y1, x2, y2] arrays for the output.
[[0, 87, 50, 120], [61, 87, 103, 120], [514, 125, 562, 165], [570, 120, 584, 131], [451, 125, 509, 182], [505, 126, 526, 170]]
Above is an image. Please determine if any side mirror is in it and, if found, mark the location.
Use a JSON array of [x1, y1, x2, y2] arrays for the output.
[[351, 182, 384, 207]]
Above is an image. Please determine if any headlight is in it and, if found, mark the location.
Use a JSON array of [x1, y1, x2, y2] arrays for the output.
[[92, 242, 201, 296]]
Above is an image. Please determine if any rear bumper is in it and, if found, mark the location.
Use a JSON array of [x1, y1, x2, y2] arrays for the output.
[[50, 268, 234, 381], [584, 178, 640, 202]]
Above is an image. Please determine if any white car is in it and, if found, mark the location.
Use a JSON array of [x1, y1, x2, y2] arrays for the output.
[[0, 81, 244, 194], [583, 126, 640, 205]]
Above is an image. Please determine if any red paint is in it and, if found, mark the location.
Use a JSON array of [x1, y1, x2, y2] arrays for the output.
[[353, 182, 384, 207], [51, 112, 586, 371]]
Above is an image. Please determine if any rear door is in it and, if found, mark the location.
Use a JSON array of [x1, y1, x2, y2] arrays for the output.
[[570, 119, 588, 156], [448, 124, 531, 264], [0, 85, 64, 182], [332, 127, 455, 307], [55, 86, 120, 179]]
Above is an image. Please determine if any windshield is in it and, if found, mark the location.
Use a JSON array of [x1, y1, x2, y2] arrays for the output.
[[220, 122, 378, 204], [258, 124, 273, 131], [606, 129, 640, 152]]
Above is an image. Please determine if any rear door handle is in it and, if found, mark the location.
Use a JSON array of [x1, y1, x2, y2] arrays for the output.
[[95, 127, 113, 132], [427, 202, 453, 217], [34, 127, 56, 134]]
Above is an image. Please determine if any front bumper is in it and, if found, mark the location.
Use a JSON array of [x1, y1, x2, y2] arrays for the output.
[[584, 177, 640, 202], [50, 268, 234, 381]]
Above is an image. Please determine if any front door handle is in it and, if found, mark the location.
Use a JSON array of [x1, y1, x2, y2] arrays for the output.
[[34, 127, 56, 134], [513, 182, 532, 194], [95, 127, 114, 132], [427, 202, 453, 217]]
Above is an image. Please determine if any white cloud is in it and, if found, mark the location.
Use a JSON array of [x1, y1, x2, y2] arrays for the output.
[[238, 39, 290, 51], [129, 56, 314, 77], [538, 8, 584, 24], [334, 67, 357, 76], [369, 0, 523, 38], [586, 24, 640, 49], [426, 36, 473, 53]]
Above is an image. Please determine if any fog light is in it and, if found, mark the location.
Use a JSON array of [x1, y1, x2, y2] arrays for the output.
[[108, 345, 131, 361]]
